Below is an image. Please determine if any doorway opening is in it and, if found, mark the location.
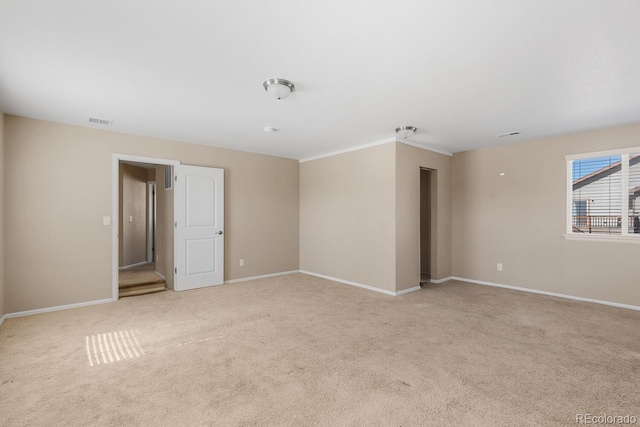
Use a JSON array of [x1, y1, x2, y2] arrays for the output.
[[420, 168, 434, 284], [118, 161, 164, 297], [112, 154, 180, 301], [112, 154, 225, 300]]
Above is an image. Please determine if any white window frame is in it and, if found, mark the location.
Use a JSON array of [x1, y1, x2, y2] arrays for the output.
[[565, 147, 640, 243]]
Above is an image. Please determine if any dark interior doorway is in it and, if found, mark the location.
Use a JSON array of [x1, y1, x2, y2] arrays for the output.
[[420, 168, 432, 284]]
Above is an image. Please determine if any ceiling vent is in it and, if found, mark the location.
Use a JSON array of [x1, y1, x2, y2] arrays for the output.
[[498, 131, 520, 137], [89, 117, 112, 126]]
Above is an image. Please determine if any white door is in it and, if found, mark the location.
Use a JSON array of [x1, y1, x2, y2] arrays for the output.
[[174, 165, 224, 291]]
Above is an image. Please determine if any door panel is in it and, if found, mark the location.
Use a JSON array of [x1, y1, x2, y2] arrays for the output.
[[186, 238, 216, 275], [174, 165, 224, 291], [186, 175, 216, 227]]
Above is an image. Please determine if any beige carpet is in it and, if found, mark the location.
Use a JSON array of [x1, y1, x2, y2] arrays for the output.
[[1, 274, 639, 426]]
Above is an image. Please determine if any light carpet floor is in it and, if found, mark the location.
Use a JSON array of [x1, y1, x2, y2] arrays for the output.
[[1, 274, 639, 426]]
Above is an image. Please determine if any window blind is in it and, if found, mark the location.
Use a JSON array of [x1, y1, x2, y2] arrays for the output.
[[572, 155, 622, 234]]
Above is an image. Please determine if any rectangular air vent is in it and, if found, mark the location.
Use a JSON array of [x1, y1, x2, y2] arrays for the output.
[[89, 117, 112, 126]]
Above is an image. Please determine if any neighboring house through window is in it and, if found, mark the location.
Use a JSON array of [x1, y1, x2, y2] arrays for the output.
[[567, 148, 640, 238]]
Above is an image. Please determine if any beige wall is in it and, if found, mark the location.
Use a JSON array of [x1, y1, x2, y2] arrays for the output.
[[300, 141, 453, 293], [452, 122, 640, 307], [155, 165, 174, 290], [300, 143, 397, 292], [0, 110, 4, 318], [4, 116, 299, 313], [395, 143, 452, 291], [120, 164, 148, 267], [7, 111, 637, 313]]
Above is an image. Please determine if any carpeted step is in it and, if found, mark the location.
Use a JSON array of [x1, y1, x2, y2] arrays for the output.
[[119, 267, 166, 289], [119, 277, 166, 289], [119, 283, 166, 298]]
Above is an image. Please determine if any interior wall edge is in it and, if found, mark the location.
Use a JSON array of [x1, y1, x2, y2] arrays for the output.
[[300, 270, 417, 297], [2, 297, 116, 321], [451, 276, 640, 312], [224, 270, 300, 284]]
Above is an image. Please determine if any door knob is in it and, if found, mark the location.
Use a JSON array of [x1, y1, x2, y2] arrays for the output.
[[216, 231, 223, 235]]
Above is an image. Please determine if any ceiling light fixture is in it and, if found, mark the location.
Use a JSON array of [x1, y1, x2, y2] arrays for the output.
[[395, 126, 417, 138], [263, 127, 278, 133], [263, 78, 295, 99]]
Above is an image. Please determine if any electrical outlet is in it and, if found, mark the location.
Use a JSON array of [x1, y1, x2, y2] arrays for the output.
[[239, 259, 244, 267], [103, 216, 111, 226], [497, 263, 503, 271]]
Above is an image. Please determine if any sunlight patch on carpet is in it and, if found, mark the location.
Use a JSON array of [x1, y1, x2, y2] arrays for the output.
[[85, 329, 145, 366]]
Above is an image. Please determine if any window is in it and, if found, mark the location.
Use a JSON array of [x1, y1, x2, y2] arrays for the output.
[[567, 148, 640, 238]]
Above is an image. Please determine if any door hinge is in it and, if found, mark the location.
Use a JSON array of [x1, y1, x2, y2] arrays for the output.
[[175, 175, 178, 182], [174, 221, 177, 228], [175, 268, 177, 274]]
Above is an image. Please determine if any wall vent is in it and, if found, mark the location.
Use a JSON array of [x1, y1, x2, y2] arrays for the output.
[[89, 117, 112, 126], [498, 131, 520, 138]]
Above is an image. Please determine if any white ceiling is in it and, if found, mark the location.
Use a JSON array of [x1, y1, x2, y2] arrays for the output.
[[1, 1, 640, 160]]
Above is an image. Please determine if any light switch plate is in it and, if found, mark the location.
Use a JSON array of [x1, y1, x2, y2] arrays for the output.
[[103, 216, 111, 226]]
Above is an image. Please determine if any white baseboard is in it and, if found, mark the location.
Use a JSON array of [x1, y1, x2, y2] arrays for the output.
[[224, 270, 300, 284], [300, 270, 421, 297], [0, 314, 6, 328], [429, 276, 452, 284], [3, 298, 116, 320], [396, 286, 422, 296], [155, 271, 166, 280], [451, 276, 640, 312], [119, 261, 148, 270]]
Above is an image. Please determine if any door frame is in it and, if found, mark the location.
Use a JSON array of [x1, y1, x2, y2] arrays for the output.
[[112, 154, 181, 301], [147, 181, 156, 263]]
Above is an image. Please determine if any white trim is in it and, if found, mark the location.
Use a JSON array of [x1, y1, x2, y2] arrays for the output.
[[224, 270, 300, 284], [299, 270, 420, 296], [3, 298, 116, 320], [119, 261, 148, 270], [622, 153, 630, 235], [0, 314, 6, 328], [299, 137, 396, 163], [451, 277, 640, 312], [396, 286, 422, 296], [398, 139, 453, 157], [299, 137, 453, 163], [429, 276, 453, 284], [565, 146, 640, 161], [147, 181, 156, 263], [155, 271, 166, 280], [115, 154, 181, 166], [567, 159, 573, 235], [112, 154, 181, 302], [563, 234, 640, 243]]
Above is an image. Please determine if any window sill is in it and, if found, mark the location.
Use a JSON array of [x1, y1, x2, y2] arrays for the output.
[[564, 234, 640, 243]]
